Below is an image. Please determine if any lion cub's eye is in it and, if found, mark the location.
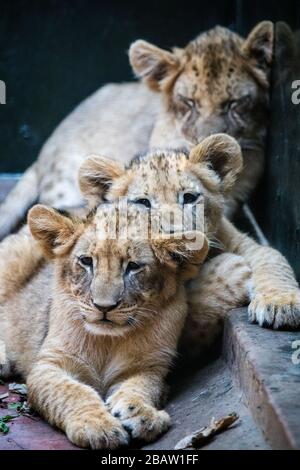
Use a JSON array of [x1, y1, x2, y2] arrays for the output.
[[183, 192, 201, 204], [184, 98, 195, 109], [125, 261, 143, 274], [78, 256, 93, 267], [229, 95, 251, 114], [178, 94, 195, 109], [134, 198, 151, 209]]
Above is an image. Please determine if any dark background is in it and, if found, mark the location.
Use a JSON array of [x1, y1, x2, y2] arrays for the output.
[[0, 0, 298, 173], [0, 0, 300, 278]]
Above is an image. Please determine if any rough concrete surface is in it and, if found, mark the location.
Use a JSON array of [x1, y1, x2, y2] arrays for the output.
[[144, 357, 269, 450], [0, 354, 269, 450], [224, 309, 300, 449]]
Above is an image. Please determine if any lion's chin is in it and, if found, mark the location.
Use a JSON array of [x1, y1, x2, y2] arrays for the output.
[[84, 320, 131, 337]]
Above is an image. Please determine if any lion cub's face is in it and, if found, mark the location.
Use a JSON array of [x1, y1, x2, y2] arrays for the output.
[[29, 204, 208, 337], [129, 22, 273, 149], [109, 151, 221, 237], [79, 134, 243, 239]]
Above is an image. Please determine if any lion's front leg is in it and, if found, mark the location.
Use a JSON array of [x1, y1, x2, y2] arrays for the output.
[[219, 217, 300, 329], [180, 253, 251, 359], [106, 372, 170, 443], [27, 356, 129, 450]]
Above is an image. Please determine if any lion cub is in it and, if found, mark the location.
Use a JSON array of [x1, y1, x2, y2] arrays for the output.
[[0, 22, 273, 239], [79, 133, 300, 330], [0, 203, 208, 449]]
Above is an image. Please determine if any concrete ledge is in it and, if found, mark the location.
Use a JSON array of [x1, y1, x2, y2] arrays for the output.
[[224, 308, 300, 449]]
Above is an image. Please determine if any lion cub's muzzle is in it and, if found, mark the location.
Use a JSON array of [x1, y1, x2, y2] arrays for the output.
[[82, 298, 138, 335], [92, 300, 121, 323]]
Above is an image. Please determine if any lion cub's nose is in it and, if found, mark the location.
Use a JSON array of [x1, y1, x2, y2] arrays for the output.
[[93, 300, 120, 313]]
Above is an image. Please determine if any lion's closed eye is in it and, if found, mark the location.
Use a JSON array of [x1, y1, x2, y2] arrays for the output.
[[125, 261, 144, 275]]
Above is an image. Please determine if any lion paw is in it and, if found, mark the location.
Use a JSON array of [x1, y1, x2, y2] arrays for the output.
[[106, 393, 170, 442], [248, 290, 300, 329], [66, 409, 129, 450]]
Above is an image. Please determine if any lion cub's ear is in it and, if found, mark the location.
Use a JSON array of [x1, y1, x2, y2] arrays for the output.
[[79, 155, 125, 207], [152, 232, 209, 268], [189, 133, 243, 193], [28, 205, 81, 258], [243, 21, 274, 82], [129, 40, 182, 91]]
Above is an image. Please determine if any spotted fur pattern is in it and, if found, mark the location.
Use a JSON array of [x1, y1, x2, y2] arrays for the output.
[[79, 134, 300, 330], [0, 22, 273, 238], [0, 203, 209, 449], [130, 21, 273, 216]]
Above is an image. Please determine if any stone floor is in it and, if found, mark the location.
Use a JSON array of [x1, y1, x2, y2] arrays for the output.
[[0, 351, 268, 451], [1, 308, 300, 450]]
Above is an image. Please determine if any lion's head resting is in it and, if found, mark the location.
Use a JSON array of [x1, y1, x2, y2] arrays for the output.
[[79, 133, 242, 237], [28, 204, 208, 337], [129, 22, 273, 148]]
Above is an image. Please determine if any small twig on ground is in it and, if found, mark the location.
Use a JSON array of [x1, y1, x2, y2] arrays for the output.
[[175, 412, 239, 450]]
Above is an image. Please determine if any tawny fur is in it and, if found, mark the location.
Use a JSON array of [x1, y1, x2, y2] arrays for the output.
[[78, 134, 300, 330], [180, 253, 251, 359], [0, 206, 251, 446], [1, 203, 211, 449], [217, 218, 300, 329], [0, 22, 273, 237]]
